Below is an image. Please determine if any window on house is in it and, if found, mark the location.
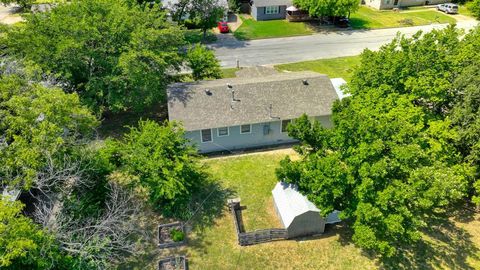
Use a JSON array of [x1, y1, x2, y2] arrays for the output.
[[281, 119, 291, 133], [265, 6, 279, 14], [201, 129, 212, 142], [217, 127, 229, 137], [240, 124, 251, 134]]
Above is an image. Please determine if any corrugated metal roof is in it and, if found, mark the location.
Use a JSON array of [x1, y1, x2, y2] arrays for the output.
[[272, 182, 320, 228]]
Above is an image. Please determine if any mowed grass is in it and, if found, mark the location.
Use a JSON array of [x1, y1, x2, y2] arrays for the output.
[[184, 152, 379, 270], [184, 152, 480, 270], [350, 6, 456, 29], [275, 55, 362, 81], [234, 17, 314, 40], [459, 5, 474, 17]]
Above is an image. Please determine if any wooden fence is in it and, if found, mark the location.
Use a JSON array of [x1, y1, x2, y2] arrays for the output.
[[238, 229, 288, 246], [228, 198, 287, 246]]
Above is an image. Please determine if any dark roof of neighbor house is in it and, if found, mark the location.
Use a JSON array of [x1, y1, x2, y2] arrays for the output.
[[167, 71, 339, 131], [252, 0, 292, 7]]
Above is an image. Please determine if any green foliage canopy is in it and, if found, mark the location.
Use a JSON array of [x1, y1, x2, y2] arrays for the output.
[[467, 0, 480, 19], [187, 45, 222, 81], [102, 120, 206, 215], [4, 0, 186, 114], [0, 74, 98, 190], [293, 0, 359, 18], [0, 199, 74, 269], [276, 26, 479, 257]]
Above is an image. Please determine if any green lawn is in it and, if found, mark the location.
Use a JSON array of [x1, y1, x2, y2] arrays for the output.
[[459, 5, 474, 17], [275, 55, 362, 81], [350, 6, 457, 29], [185, 152, 378, 270], [234, 17, 314, 40], [221, 68, 238, 78], [185, 152, 480, 269]]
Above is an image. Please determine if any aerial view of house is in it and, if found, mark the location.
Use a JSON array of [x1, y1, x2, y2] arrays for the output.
[[1, 0, 479, 269], [168, 68, 342, 153]]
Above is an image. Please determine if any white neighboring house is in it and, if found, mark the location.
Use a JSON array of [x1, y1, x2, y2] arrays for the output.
[[272, 182, 341, 239], [364, 0, 447, 10]]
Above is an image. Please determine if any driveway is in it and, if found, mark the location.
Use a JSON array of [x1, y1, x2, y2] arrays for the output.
[[212, 20, 478, 68], [0, 4, 23, 24]]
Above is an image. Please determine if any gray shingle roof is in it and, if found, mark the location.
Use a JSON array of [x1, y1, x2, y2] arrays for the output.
[[252, 0, 292, 7], [167, 71, 338, 131]]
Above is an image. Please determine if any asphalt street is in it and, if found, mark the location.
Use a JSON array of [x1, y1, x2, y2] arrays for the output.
[[212, 20, 478, 68]]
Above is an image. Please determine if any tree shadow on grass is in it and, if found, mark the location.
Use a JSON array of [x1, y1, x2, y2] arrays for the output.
[[335, 209, 479, 270], [184, 180, 236, 231], [384, 209, 478, 270]]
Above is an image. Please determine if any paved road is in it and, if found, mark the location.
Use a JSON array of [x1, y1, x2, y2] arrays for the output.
[[212, 20, 478, 68]]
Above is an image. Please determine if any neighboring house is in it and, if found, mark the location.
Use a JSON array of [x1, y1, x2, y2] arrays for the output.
[[364, 0, 447, 10], [167, 67, 346, 153], [272, 182, 341, 238], [250, 0, 292, 20]]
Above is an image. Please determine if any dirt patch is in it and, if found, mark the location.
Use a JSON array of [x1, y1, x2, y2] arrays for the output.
[[206, 147, 300, 161]]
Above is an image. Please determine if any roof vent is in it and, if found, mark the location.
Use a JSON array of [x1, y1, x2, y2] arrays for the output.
[[302, 80, 309, 86], [205, 89, 212, 96]]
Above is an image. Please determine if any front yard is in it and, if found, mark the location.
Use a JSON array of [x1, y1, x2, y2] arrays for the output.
[[233, 6, 458, 40], [233, 17, 314, 40], [350, 6, 456, 29]]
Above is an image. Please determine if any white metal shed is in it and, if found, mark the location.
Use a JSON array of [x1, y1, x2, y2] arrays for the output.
[[272, 182, 340, 238]]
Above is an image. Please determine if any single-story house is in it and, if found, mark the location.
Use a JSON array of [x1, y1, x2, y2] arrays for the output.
[[167, 68, 344, 153], [250, 0, 293, 20], [364, 0, 447, 10], [272, 182, 341, 238]]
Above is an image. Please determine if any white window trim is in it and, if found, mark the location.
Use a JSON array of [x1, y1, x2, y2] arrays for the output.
[[201, 129, 213, 143], [240, 124, 252, 134], [281, 119, 291, 133], [265, 6, 279, 15], [217, 127, 229, 137]]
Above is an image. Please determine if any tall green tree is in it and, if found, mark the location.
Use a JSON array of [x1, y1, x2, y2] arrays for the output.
[[276, 26, 479, 258], [467, 0, 480, 19], [0, 199, 75, 269], [188, 0, 224, 40], [102, 120, 206, 216], [293, 0, 359, 18], [0, 72, 98, 190], [187, 45, 222, 80], [4, 0, 186, 114]]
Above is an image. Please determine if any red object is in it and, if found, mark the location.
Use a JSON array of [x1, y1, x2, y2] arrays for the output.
[[218, 22, 229, 33]]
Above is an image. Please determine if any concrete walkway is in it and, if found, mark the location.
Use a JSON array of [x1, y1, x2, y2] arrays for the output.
[[0, 4, 23, 25], [212, 19, 478, 68]]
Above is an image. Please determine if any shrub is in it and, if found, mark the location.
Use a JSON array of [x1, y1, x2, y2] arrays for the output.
[[170, 228, 186, 242]]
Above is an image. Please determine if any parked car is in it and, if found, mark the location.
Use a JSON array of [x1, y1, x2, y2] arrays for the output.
[[217, 22, 229, 33], [437, 3, 459, 14]]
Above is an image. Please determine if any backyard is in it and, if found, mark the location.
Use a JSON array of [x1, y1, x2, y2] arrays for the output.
[[187, 152, 378, 270], [125, 150, 480, 269]]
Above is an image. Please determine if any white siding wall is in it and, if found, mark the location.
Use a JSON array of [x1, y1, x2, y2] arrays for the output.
[[186, 115, 332, 153]]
